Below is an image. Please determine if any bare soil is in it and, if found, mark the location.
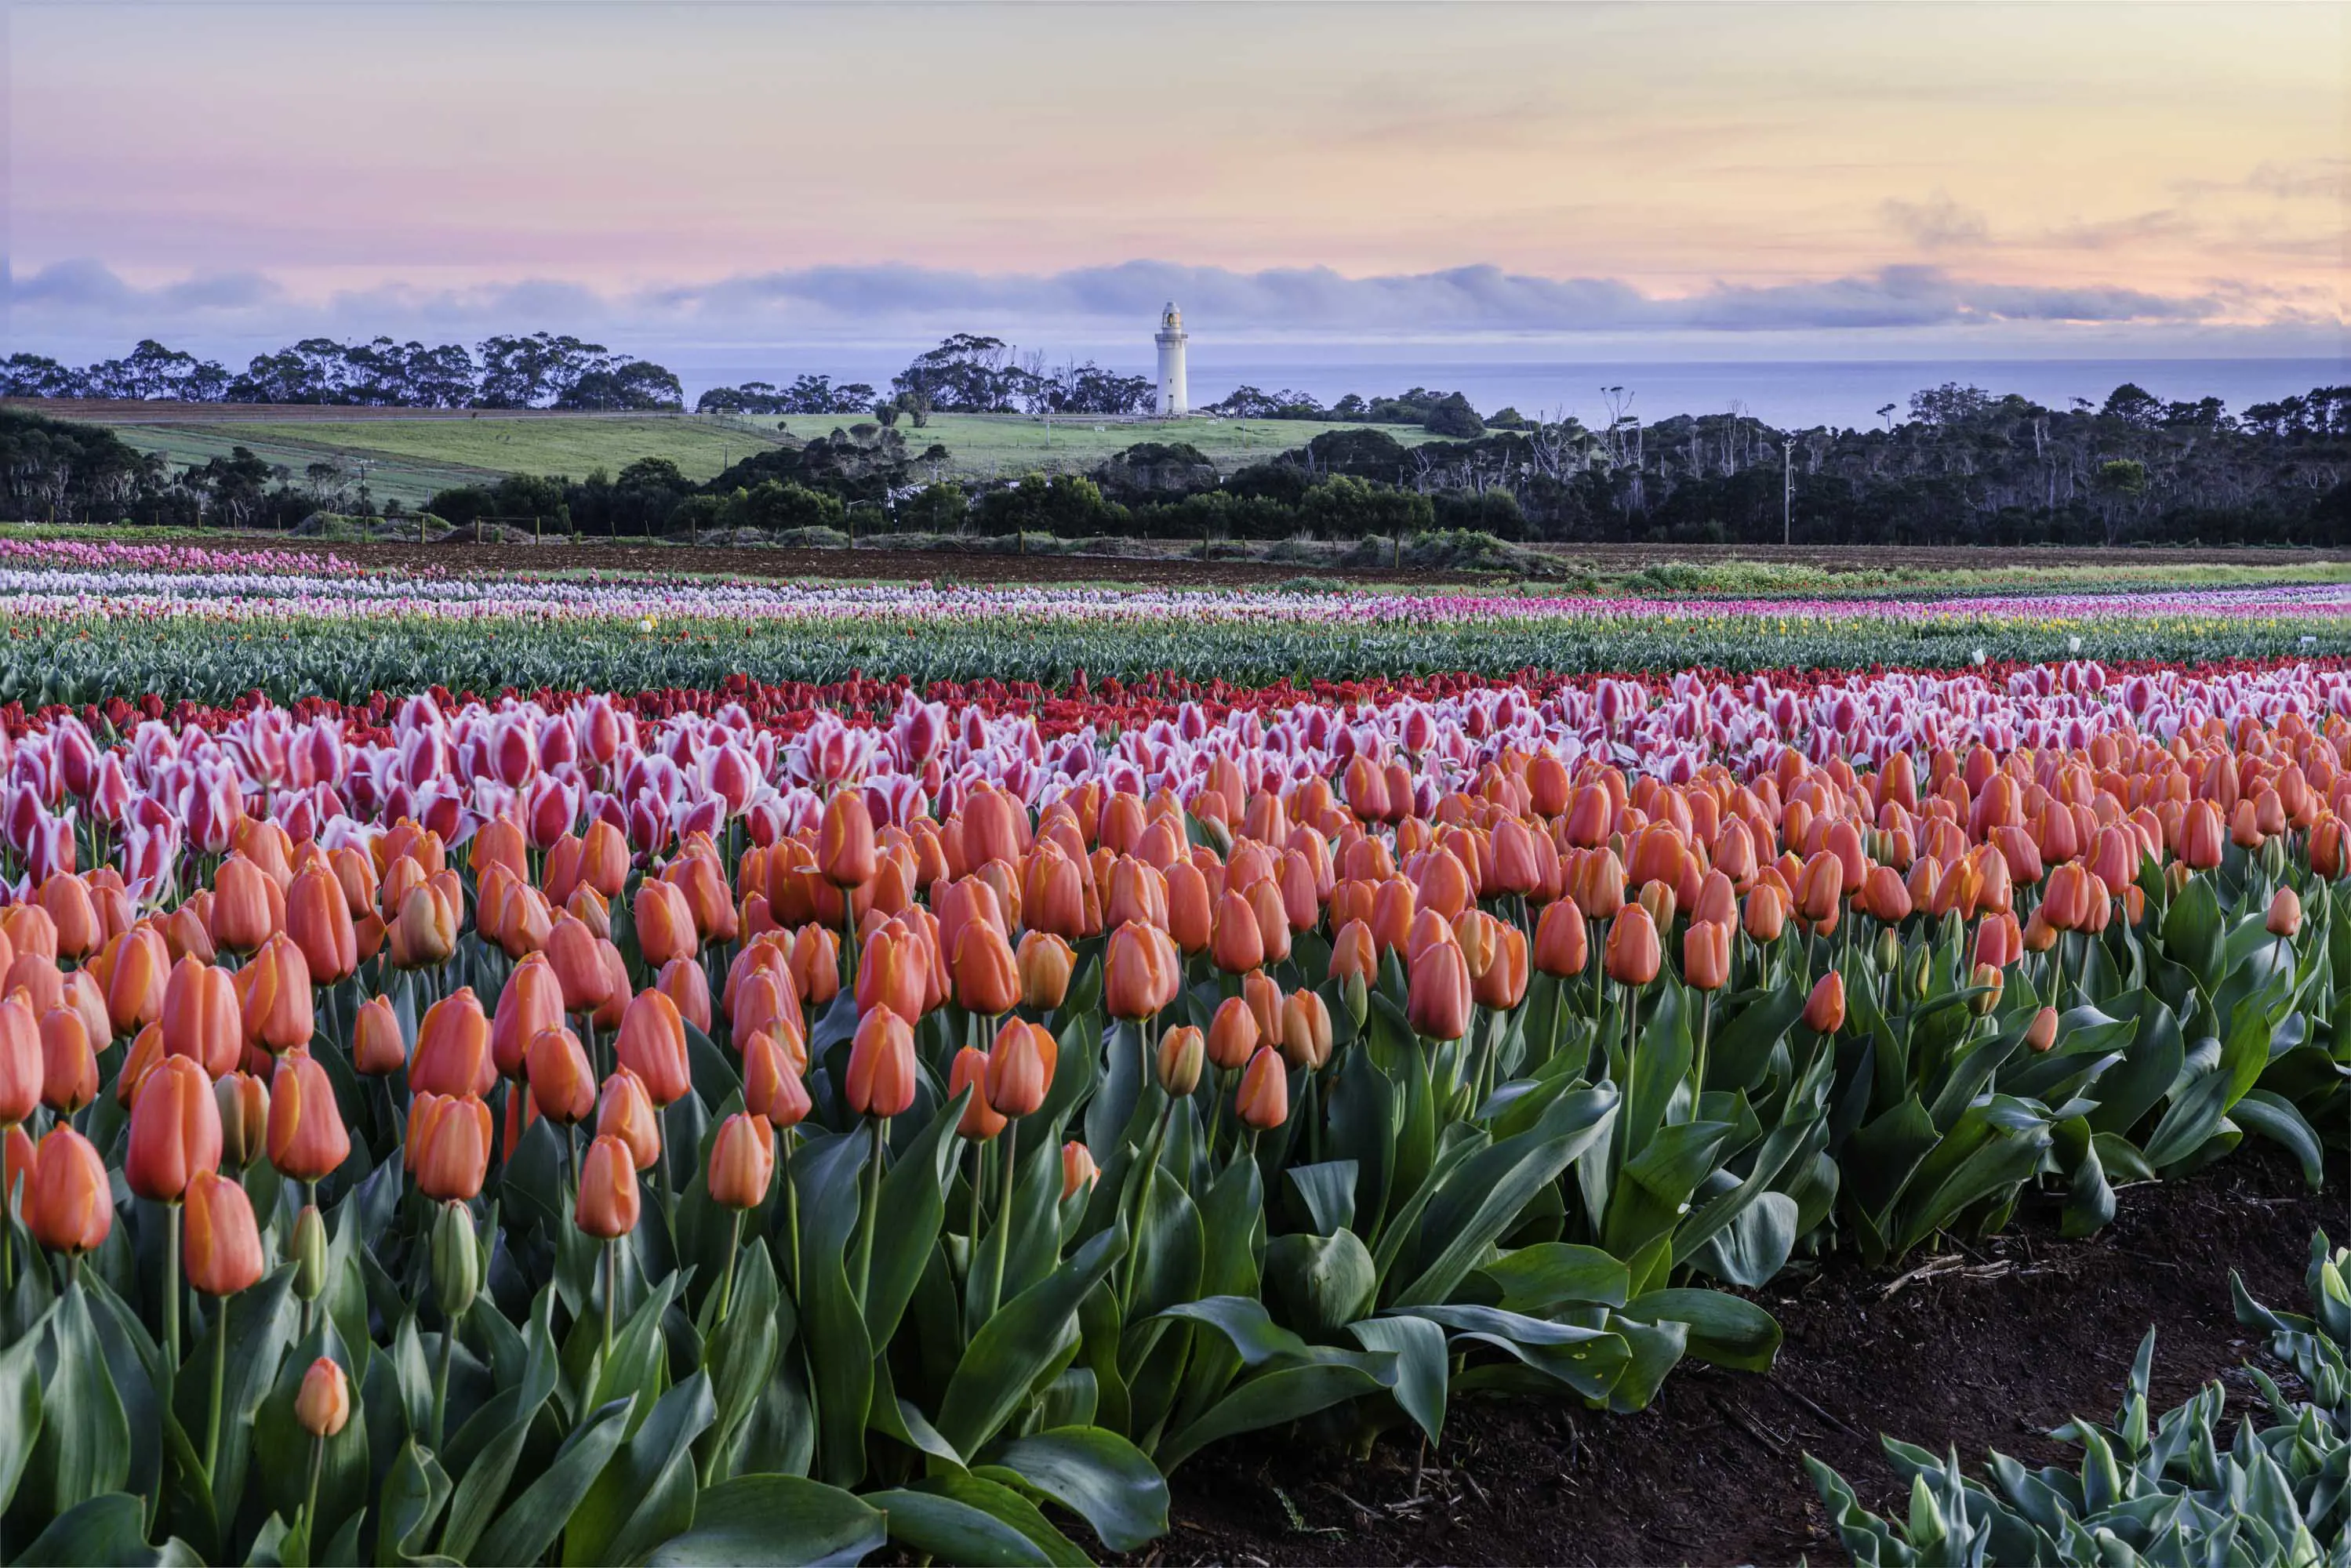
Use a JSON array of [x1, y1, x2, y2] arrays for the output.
[[1125, 1146, 2345, 1568], [267, 535, 2346, 590]]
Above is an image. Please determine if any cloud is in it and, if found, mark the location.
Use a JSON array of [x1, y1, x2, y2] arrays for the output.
[[2, 255, 2311, 368], [1881, 193, 1991, 250]]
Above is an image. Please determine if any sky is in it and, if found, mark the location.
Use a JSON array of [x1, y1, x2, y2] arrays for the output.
[[4, 0, 2348, 392]]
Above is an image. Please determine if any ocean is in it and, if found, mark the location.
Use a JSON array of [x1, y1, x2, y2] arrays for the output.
[[665, 354, 2347, 432]]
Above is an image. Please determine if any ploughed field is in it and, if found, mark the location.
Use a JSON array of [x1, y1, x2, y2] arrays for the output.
[[0, 538, 2342, 1566]]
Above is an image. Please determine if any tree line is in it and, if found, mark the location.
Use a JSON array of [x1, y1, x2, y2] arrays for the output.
[[6, 376, 2349, 549]]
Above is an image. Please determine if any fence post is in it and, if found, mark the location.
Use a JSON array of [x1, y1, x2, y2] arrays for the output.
[[535, 514, 543, 544], [420, 510, 427, 547]]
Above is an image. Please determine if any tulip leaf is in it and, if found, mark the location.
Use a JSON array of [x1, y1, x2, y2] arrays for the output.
[[1597, 1313, 1688, 1413], [0, 1318, 45, 1518], [251, 1318, 371, 1552], [938, 1223, 1125, 1461], [1688, 1192, 1800, 1287], [641, 1474, 886, 1566], [984, 1425, 1173, 1552], [564, 1371, 716, 1568], [2052, 1116, 2115, 1240], [791, 1130, 876, 1488], [865, 1090, 963, 1351], [1282, 1160, 1358, 1238], [1154, 1360, 1391, 1472], [1624, 1288, 1782, 1372], [2229, 1089, 2325, 1188], [13, 1490, 176, 1567], [1344, 1315, 1449, 1445], [868, 1485, 1057, 1567], [2162, 878, 2226, 989], [374, 1439, 453, 1566], [1477, 1243, 1630, 1312], [1390, 1085, 1617, 1308], [32, 1283, 130, 1519], [471, 1394, 634, 1568]]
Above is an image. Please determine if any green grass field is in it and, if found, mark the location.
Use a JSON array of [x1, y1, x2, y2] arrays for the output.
[[85, 408, 1442, 505]]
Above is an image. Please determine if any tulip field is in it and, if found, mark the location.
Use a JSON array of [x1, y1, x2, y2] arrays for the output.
[[0, 541, 2342, 1563]]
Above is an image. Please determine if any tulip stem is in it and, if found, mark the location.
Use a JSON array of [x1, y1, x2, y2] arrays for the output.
[[783, 1130, 803, 1299], [204, 1293, 228, 1481], [162, 1201, 182, 1379], [431, 1305, 460, 1450], [302, 1436, 324, 1548], [715, 1210, 744, 1326], [852, 1116, 884, 1309], [1119, 1102, 1173, 1316], [984, 1120, 1017, 1319], [656, 1130, 675, 1231], [601, 1240, 617, 1365], [1694, 994, 1712, 1104]]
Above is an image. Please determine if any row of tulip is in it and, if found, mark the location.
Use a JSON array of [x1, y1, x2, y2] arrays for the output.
[[5, 558, 2349, 704], [0, 658, 2342, 1563]]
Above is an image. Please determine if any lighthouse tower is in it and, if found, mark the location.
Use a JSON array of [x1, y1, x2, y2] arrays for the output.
[[1154, 302, 1189, 417]]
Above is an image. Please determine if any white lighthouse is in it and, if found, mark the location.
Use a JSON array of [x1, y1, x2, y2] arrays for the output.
[[1154, 302, 1189, 417]]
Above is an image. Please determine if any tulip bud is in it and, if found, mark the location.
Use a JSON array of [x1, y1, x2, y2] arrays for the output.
[[1533, 898, 1588, 978], [1873, 927, 1901, 976], [1906, 942, 1933, 1001], [527, 1026, 597, 1125], [984, 1018, 1052, 1120], [216, 1071, 268, 1168], [24, 1126, 111, 1254], [1279, 989, 1334, 1070], [1802, 971, 1846, 1035], [267, 1048, 350, 1182], [1207, 995, 1260, 1073], [707, 1113, 776, 1210], [1603, 905, 1662, 988], [576, 1133, 642, 1240], [2025, 1006, 2058, 1052], [125, 1055, 222, 1203], [351, 994, 406, 1077], [296, 1356, 350, 1439], [616, 989, 692, 1108], [1156, 1024, 1205, 1096], [1060, 1140, 1099, 1200], [291, 1203, 330, 1301], [740, 1029, 812, 1129], [845, 1007, 917, 1119], [1968, 962, 2003, 1016], [948, 1046, 1005, 1142], [431, 1200, 480, 1317], [2266, 886, 2302, 938]]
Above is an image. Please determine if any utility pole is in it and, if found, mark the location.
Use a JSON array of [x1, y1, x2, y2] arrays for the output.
[[1782, 437, 1795, 546]]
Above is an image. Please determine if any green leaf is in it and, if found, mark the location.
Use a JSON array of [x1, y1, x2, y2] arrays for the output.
[[1389, 1086, 1617, 1308], [1344, 1316, 1448, 1444], [15, 1491, 167, 1566], [373, 1439, 452, 1567], [867, 1091, 963, 1349], [2230, 1090, 2325, 1188], [937, 1224, 1125, 1461], [641, 1475, 886, 1566], [1404, 1304, 1629, 1402], [790, 1131, 876, 1488], [986, 1425, 1173, 1552], [1622, 1288, 1782, 1372], [1476, 1243, 1630, 1312], [1155, 1362, 1390, 1472], [471, 1395, 635, 1568], [906, 1472, 1092, 1566], [0, 1308, 49, 1516], [565, 1372, 718, 1568], [34, 1284, 129, 1517], [868, 1487, 1053, 1566]]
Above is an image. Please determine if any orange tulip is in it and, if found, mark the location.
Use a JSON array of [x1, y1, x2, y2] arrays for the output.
[[1682, 919, 1731, 993], [1803, 972, 1846, 1034], [1164, 861, 1213, 953], [387, 881, 458, 970], [708, 1112, 776, 1209], [1328, 920, 1378, 988], [267, 1048, 351, 1182], [1475, 925, 1529, 1011], [854, 922, 928, 1025], [634, 878, 699, 968], [1406, 936, 1473, 1041], [592, 940, 631, 1032], [2177, 800, 2224, 870], [575, 1133, 642, 1239], [39, 1005, 96, 1113], [104, 926, 169, 1038], [985, 1018, 1053, 1119], [352, 994, 406, 1076], [949, 1045, 1006, 1140], [1604, 905, 1662, 988], [1209, 890, 1266, 975], [818, 791, 878, 888], [412, 988, 493, 1098], [1533, 898, 1588, 978], [1207, 996, 1260, 1073], [1103, 921, 1179, 1021], [1860, 864, 1913, 924], [296, 1357, 351, 1439], [489, 954, 564, 1079], [2040, 862, 2098, 933], [2266, 886, 2303, 938], [1236, 1047, 1290, 1131], [528, 1026, 597, 1124], [209, 855, 278, 953], [125, 1055, 223, 1201], [742, 1029, 812, 1128], [24, 1126, 110, 1254], [234, 934, 314, 1055], [655, 957, 713, 1035], [580, 819, 631, 899], [846, 1007, 918, 1119], [1016, 931, 1076, 1011], [0, 993, 39, 1124], [287, 865, 358, 985], [787, 925, 841, 1007], [1157, 1024, 1205, 1094], [1280, 989, 1335, 1069], [1105, 857, 1169, 934], [183, 1170, 264, 1296], [616, 989, 692, 1107], [595, 1071, 660, 1170], [953, 920, 1022, 1016], [1742, 884, 1788, 944], [2025, 1006, 2059, 1051], [409, 1093, 492, 1201]]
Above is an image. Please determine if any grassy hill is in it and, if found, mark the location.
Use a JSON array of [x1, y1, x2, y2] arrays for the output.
[[71, 406, 1444, 505]]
